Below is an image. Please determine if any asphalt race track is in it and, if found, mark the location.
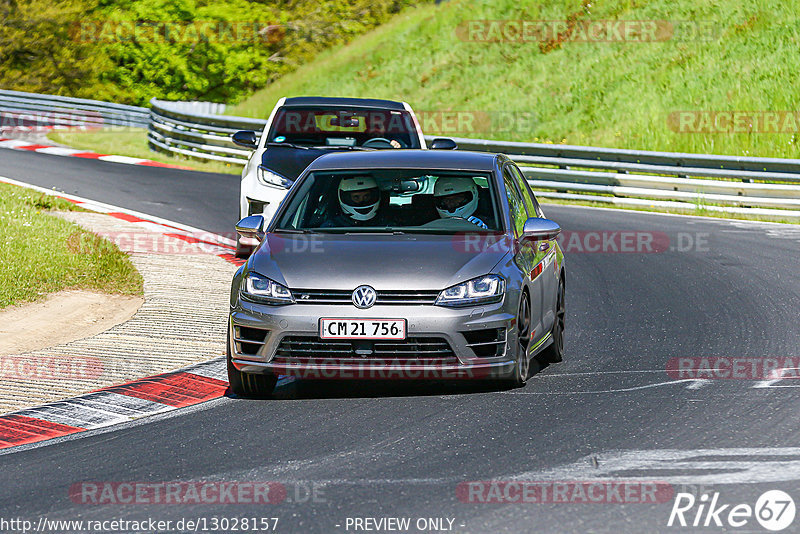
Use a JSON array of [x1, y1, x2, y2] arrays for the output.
[[0, 148, 239, 235], [2, 147, 800, 533]]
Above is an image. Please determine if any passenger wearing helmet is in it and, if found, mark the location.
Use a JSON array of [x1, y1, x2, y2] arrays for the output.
[[433, 177, 489, 229], [322, 175, 388, 227]]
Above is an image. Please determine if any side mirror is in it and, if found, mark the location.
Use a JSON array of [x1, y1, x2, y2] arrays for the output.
[[235, 215, 265, 242], [430, 138, 458, 150], [521, 218, 561, 242], [232, 130, 258, 149]]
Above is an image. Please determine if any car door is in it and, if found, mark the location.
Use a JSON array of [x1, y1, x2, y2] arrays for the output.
[[509, 163, 559, 334], [501, 166, 545, 342]]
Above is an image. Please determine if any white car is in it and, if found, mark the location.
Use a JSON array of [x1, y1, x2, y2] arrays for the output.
[[231, 96, 454, 257]]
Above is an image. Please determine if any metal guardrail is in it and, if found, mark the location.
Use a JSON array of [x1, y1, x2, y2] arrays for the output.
[[147, 98, 265, 164], [447, 136, 800, 175], [3, 92, 799, 220], [0, 89, 149, 129], [445, 137, 800, 217], [146, 100, 800, 219]]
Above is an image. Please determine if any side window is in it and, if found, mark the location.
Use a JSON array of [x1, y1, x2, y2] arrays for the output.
[[502, 168, 527, 238], [510, 164, 544, 218]]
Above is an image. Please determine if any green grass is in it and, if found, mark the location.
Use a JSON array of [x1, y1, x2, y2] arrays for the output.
[[231, 0, 800, 160], [0, 182, 143, 309], [46, 129, 242, 175]]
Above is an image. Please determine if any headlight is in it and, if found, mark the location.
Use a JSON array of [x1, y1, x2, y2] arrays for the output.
[[241, 273, 294, 305], [257, 165, 293, 189], [435, 274, 505, 307]]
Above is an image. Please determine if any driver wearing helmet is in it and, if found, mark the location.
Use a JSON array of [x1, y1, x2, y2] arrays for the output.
[[322, 175, 388, 227], [433, 177, 489, 229]]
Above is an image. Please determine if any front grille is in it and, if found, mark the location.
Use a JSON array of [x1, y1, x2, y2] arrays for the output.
[[462, 328, 506, 358], [233, 324, 270, 356], [293, 289, 439, 305], [272, 335, 458, 365]]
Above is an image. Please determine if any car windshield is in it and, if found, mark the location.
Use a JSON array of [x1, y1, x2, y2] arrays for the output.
[[274, 169, 503, 234], [267, 107, 421, 149]]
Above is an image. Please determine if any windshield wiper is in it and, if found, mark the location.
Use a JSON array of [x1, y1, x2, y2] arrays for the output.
[[266, 142, 373, 151], [307, 145, 374, 151], [341, 228, 411, 235], [272, 228, 319, 234], [266, 142, 309, 150]]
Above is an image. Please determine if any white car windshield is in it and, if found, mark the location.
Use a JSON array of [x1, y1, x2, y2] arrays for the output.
[[267, 107, 421, 149]]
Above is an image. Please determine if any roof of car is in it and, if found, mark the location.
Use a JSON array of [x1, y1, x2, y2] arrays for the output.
[[306, 150, 500, 172], [282, 97, 406, 110]]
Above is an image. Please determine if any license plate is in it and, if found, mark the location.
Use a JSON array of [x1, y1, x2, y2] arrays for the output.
[[319, 318, 406, 340]]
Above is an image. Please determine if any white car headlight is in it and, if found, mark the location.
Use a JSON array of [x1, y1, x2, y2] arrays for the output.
[[257, 165, 293, 189], [435, 274, 505, 307], [241, 273, 294, 305]]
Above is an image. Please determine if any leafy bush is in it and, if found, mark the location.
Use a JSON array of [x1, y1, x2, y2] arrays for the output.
[[0, 0, 430, 105]]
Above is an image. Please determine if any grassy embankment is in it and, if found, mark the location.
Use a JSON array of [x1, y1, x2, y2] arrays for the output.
[[0, 183, 143, 309], [230, 0, 800, 222], [233, 0, 800, 157]]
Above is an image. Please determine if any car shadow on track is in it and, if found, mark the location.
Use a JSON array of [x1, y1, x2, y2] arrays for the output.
[[226, 357, 554, 401]]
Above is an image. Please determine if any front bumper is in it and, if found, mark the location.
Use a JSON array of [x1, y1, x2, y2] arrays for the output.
[[229, 298, 518, 380], [232, 358, 515, 380]]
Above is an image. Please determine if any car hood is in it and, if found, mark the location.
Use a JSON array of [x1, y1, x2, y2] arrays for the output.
[[248, 233, 510, 291], [260, 146, 339, 181]]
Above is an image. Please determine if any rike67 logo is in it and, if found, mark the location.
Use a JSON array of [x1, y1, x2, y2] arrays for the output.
[[668, 490, 796, 531]]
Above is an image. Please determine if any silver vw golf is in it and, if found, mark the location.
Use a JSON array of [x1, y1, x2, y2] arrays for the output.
[[227, 150, 565, 396]]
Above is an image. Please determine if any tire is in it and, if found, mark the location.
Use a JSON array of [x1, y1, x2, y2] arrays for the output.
[[540, 277, 565, 364], [500, 292, 531, 388], [227, 328, 277, 397]]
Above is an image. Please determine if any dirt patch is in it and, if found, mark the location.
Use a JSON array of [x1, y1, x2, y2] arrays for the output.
[[0, 290, 143, 356]]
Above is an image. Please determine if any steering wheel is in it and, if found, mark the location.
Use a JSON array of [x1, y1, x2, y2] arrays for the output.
[[362, 137, 398, 149]]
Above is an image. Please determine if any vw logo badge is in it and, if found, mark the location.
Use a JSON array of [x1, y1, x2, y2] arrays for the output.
[[352, 285, 377, 309]]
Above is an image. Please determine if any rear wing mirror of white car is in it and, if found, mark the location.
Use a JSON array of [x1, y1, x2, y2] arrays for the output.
[[232, 130, 258, 149], [429, 138, 458, 150]]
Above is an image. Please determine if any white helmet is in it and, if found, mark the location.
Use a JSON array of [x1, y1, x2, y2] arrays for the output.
[[338, 176, 380, 221], [434, 177, 479, 219]]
